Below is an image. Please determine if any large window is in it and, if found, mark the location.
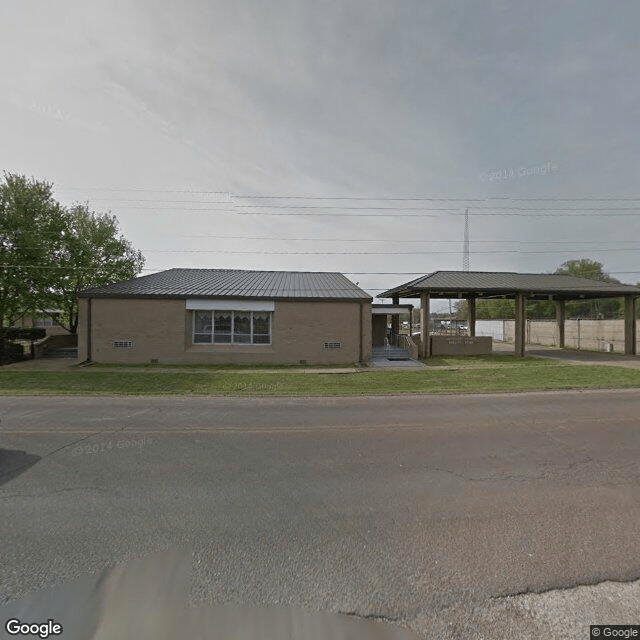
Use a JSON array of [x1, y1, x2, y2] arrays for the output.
[[193, 310, 271, 345], [36, 314, 59, 328]]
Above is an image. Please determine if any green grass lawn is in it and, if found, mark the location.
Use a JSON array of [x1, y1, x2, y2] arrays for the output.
[[2, 357, 640, 396], [419, 354, 556, 368]]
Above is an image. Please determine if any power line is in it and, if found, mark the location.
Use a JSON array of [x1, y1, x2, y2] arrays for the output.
[[4, 264, 639, 278], [233, 196, 487, 201], [58, 187, 640, 201], [63, 211, 640, 219], [233, 204, 640, 210], [499, 197, 640, 202], [10, 229, 640, 246], [66, 198, 232, 204], [172, 235, 640, 245], [141, 248, 640, 255], [59, 187, 231, 195]]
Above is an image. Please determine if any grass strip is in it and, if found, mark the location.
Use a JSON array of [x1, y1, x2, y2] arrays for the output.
[[1, 361, 640, 396]]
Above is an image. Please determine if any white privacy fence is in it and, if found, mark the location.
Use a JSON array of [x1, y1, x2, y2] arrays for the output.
[[474, 319, 639, 353], [475, 320, 505, 341]]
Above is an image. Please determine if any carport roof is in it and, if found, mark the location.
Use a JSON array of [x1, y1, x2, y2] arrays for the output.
[[379, 271, 640, 300], [79, 268, 372, 301]]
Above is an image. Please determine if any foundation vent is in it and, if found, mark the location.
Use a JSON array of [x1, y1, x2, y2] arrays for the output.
[[112, 340, 134, 349]]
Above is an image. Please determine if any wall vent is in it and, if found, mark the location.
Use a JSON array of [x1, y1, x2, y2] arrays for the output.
[[112, 340, 134, 349], [324, 341, 341, 349]]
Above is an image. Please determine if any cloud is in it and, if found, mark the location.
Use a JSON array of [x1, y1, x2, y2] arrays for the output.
[[2, 0, 640, 285]]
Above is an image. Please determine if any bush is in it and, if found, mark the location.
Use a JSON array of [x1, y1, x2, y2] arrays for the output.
[[5, 327, 47, 341], [0, 340, 25, 364]]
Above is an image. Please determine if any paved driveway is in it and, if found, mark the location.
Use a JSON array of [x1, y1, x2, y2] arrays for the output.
[[493, 340, 640, 368]]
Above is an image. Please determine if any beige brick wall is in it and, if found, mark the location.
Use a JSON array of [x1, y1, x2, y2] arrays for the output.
[[12, 314, 70, 336], [78, 297, 371, 365], [431, 335, 492, 355], [77, 298, 89, 361]]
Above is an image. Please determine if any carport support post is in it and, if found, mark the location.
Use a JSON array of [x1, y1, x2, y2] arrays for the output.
[[420, 293, 430, 358], [624, 295, 637, 355], [515, 293, 526, 357], [556, 300, 565, 349], [391, 295, 400, 336], [467, 297, 476, 337]]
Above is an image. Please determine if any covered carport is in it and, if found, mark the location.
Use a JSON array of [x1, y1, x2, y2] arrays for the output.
[[379, 271, 640, 358]]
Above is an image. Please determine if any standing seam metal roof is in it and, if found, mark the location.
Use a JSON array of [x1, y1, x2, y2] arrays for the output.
[[379, 271, 640, 298], [79, 269, 372, 300]]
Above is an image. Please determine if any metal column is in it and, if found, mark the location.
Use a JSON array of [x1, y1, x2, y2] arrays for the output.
[[467, 297, 476, 337], [624, 295, 637, 355], [420, 293, 430, 358], [556, 300, 565, 349], [515, 293, 526, 357]]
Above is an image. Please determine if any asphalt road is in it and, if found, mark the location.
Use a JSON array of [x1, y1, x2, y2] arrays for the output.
[[1, 391, 639, 638]]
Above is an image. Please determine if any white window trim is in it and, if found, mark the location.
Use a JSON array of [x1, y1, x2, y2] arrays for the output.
[[192, 310, 272, 345], [186, 299, 275, 312]]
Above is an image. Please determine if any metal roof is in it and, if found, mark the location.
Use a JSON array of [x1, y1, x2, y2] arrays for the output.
[[79, 268, 372, 301], [379, 271, 640, 300]]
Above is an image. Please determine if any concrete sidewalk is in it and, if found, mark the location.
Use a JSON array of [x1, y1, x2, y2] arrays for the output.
[[1, 358, 77, 370], [370, 357, 426, 369], [0, 359, 364, 374]]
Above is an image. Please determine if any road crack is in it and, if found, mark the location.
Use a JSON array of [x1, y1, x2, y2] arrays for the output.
[[493, 574, 640, 599]]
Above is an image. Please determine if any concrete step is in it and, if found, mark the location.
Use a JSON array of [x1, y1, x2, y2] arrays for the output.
[[372, 347, 411, 359]]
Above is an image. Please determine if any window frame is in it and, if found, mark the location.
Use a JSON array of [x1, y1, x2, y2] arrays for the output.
[[35, 314, 58, 328], [193, 310, 214, 344], [191, 310, 272, 345]]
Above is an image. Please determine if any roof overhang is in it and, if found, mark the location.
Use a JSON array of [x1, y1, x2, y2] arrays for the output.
[[380, 289, 638, 301], [79, 293, 372, 303], [372, 303, 413, 315], [378, 271, 640, 301], [186, 299, 275, 311]]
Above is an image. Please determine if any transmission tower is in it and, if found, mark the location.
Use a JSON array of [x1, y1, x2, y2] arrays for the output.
[[463, 208, 470, 271]]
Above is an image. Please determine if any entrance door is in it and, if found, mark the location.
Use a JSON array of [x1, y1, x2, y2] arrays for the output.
[[372, 315, 387, 347]]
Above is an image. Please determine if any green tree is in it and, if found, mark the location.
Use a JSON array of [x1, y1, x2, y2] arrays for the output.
[[555, 259, 623, 318], [555, 258, 615, 281], [1, 172, 145, 363], [454, 259, 625, 320], [0, 173, 66, 359], [454, 298, 515, 319], [48, 203, 145, 333]]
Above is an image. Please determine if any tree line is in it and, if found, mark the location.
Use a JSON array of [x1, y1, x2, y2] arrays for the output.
[[454, 259, 637, 320], [0, 172, 144, 351]]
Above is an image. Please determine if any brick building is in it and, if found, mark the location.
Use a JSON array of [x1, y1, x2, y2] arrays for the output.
[[77, 269, 372, 365]]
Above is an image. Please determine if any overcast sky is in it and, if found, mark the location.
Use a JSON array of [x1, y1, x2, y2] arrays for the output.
[[2, 0, 640, 308]]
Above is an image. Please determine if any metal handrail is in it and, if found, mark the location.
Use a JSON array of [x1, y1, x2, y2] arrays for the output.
[[384, 332, 418, 359]]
